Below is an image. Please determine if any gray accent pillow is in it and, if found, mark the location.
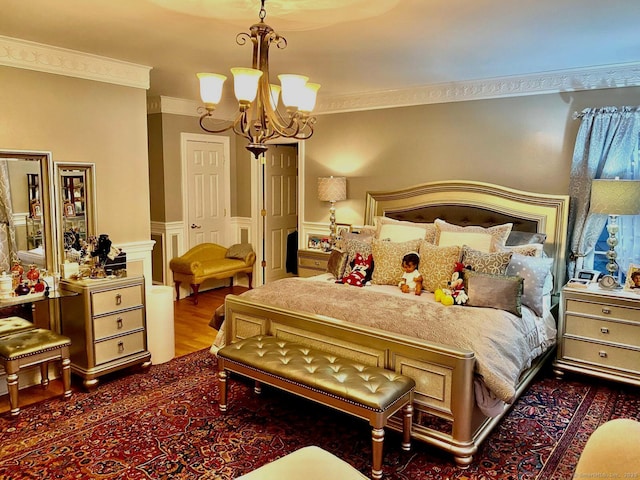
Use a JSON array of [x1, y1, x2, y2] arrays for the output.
[[225, 243, 254, 259], [506, 231, 547, 246], [464, 270, 523, 317], [326, 250, 348, 280], [461, 245, 512, 275], [505, 253, 553, 316]]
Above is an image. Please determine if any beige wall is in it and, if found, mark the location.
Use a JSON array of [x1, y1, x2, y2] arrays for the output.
[[304, 86, 640, 227], [0, 65, 150, 245], [147, 113, 238, 221]]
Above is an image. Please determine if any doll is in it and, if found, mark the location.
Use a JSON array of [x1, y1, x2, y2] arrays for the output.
[[398, 251, 423, 295]]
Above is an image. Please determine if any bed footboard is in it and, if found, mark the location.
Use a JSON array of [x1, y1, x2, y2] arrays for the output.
[[224, 294, 494, 466]]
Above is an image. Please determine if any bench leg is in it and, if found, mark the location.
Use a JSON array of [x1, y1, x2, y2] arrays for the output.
[[371, 426, 385, 480], [174, 281, 181, 301], [254, 380, 262, 394], [247, 272, 253, 289], [190, 284, 200, 305], [218, 369, 228, 412], [402, 402, 413, 451], [40, 361, 50, 389]]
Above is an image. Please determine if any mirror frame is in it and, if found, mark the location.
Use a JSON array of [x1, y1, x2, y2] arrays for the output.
[[0, 149, 57, 274], [54, 162, 97, 264]]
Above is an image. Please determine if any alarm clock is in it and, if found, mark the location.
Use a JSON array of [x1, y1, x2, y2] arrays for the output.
[[598, 274, 620, 290]]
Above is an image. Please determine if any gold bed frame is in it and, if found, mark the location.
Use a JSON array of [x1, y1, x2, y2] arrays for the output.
[[224, 180, 569, 467]]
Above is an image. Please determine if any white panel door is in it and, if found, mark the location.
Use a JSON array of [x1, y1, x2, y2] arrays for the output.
[[185, 139, 227, 249], [264, 145, 298, 283]]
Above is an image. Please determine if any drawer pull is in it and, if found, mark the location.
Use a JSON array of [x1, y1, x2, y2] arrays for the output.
[[598, 351, 608, 358], [601, 307, 611, 315], [314, 261, 320, 266], [118, 341, 125, 353], [116, 317, 123, 329], [115, 293, 122, 306], [600, 327, 609, 334]]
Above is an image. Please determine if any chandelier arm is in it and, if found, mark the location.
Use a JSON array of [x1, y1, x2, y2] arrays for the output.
[[198, 113, 235, 134]]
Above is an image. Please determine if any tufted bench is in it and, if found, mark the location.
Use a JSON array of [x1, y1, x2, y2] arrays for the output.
[[217, 335, 415, 480]]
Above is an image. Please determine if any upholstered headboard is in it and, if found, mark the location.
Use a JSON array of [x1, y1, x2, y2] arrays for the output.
[[364, 180, 570, 290]]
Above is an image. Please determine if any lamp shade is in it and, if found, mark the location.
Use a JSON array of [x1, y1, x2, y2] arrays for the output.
[[318, 176, 347, 202], [590, 179, 640, 215]]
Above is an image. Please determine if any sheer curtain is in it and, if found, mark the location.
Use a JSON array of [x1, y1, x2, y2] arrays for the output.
[[0, 159, 18, 272], [567, 106, 640, 278]]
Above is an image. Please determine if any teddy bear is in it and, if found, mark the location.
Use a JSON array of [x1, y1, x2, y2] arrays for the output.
[[341, 252, 373, 287]]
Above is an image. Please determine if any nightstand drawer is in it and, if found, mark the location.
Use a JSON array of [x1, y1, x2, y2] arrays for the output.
[[93, 308, 145, 341], [566, 299, 639, 323], [564, 338, 640, 373], [298, 255, 329, 270], [565, 315, 640, 346], [92, 285, 143, 316], [94, 331, 146, 365]]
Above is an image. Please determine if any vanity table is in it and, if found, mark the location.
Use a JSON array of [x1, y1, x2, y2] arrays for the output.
[[59, 275, 151, 388]]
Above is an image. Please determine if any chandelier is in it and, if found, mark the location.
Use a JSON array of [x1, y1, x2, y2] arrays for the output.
[[197, 0, 320, 159]]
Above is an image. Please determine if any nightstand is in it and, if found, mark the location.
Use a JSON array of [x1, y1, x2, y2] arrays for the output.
[[553, 283, 640, 386], [297, 249, 331, 278]]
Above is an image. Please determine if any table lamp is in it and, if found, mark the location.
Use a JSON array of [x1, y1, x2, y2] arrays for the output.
[[317, 176, 347, 245], [589, 178, 640, 278]]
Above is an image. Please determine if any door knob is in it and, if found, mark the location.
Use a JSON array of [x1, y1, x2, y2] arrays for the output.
[[190, 224, 202, 229]]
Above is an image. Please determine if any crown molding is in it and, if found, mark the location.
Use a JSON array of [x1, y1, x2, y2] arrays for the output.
[[315, 62, 640, 114], [0, 35, 151, 90], [147, 96, 200, 116]]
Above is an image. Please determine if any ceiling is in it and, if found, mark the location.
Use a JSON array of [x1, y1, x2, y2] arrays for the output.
[[1, 0, 639, 111]]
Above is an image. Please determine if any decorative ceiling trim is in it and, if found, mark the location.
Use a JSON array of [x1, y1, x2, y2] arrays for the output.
[[315, 62, 640, 114], [0, 35, 151, 90], [147, 96, 201, 116]]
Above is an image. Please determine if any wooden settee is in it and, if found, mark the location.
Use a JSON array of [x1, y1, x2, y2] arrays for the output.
[[169, 243, 255, 304]]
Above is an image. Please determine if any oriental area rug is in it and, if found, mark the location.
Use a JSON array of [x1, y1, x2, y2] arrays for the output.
[[1, 349, 638, 480]]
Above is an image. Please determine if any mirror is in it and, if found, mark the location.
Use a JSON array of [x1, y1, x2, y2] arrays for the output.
[[54, 163, 97, 263], [0, 150, 57, 274]]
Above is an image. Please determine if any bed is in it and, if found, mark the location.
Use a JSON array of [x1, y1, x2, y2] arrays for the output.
[[214, 180, 570, 467]]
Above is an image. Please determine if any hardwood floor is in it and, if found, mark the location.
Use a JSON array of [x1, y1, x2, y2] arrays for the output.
[[0, 285, 248, 415]]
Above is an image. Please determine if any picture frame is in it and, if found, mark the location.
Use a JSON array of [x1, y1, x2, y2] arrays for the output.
[[307, 234, 323, 250], [63, 201, 76, 218], [30, 200, 42, 219], [624, 263, 640, 291], [336, 223, 352, 238]]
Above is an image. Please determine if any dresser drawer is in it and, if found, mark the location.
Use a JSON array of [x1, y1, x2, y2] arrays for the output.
[[565, 315, 640, 346], [564, 338, 640, 374], [92, 285, 143, 316], [93, 308, 145, 341], [566, 299, 639, 323], [94, 331, 146, 365]]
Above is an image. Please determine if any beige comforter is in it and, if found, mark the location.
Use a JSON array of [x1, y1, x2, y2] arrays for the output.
[[215, 276, 551, 403]]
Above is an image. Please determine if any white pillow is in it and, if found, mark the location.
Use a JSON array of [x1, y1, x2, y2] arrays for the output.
[[438, 231, 493, 252], [434, 219, 512, 252], [374, 216, 435, 242]]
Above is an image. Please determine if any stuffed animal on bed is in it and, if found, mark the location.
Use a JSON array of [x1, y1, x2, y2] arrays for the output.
[[435, 262, 470, 306], [341, 252, 373, 287]]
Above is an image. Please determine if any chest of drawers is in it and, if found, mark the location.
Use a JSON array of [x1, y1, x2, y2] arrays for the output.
[[297, 249, 331, 278], [60, 276, 151, 388], [553, 284, 640, 386]]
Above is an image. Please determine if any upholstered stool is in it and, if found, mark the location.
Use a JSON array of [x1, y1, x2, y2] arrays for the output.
[[0, 328, 72, 416], [0, 316, 36, 336], [237, 446, 369, 479]]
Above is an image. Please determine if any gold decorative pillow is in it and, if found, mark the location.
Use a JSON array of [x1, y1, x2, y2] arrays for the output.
[[375, 216, 436, 243], [326, 250, 349, 280], [371, 238, 421, 285], [417, 241, 462, 292], [434, 219, 512, 252], [225, 243, 254, 260], [463, 270, 523, 317], [461, 245, 513, 275], [500, 243, 544, 257]]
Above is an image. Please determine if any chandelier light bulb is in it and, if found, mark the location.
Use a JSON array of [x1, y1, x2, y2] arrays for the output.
[[298, 82, 321, 113], [197, 73, 227, 108], [278, 74, 309, 109], [231, 68, 263, 103]]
